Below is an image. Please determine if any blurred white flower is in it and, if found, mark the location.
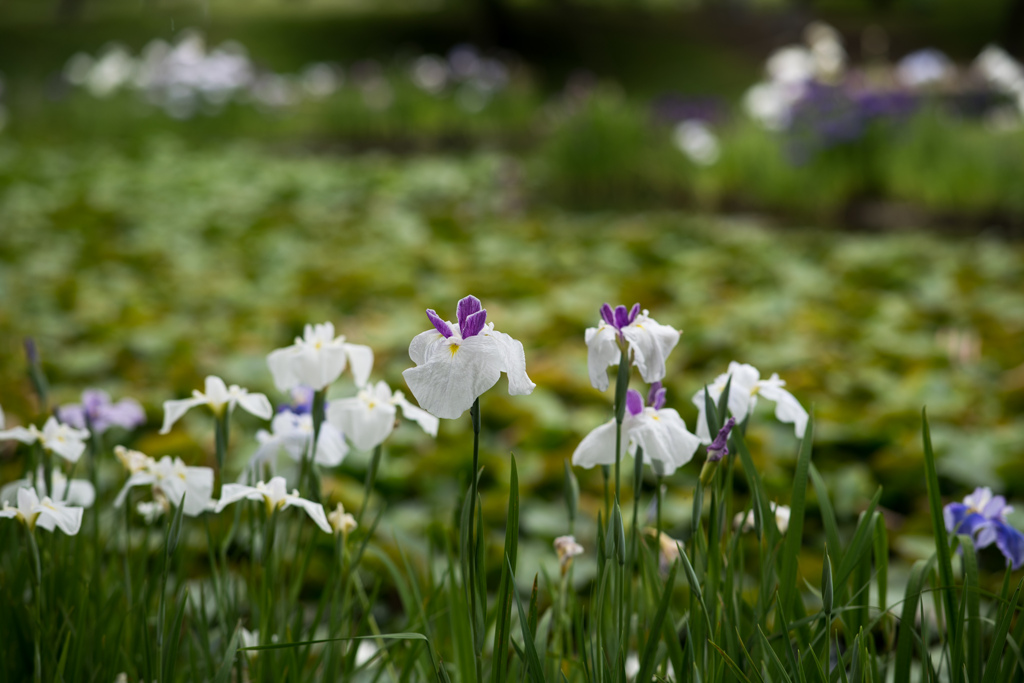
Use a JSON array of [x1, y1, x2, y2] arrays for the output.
[[301, 63, 341, 98], [114, 453, 215, 517], [0, 467, 95, 508], [160, 375, 272, 434], [326, 380, 438, 451], [692, 362, 808, 442], [411, 55, 449, 94], [897, 49, 954, 88], [137, 500, 167, 525], [0, 487, 82, 535], [734, 502, 791, 534], [743, 81, 803, 130], [267, 322, 374, 392], [216, 476, 331, 533], [766, 46, 816, 84], [554, 534, 584, 574], [0, 416, 90, 464], [975, 45, 1024, 95], [673, 119, 720, 166], [249, 410, 348, 473], [85, 44, 136, 98], [328, 502, 357, 536], [805, 22, 846, 81]]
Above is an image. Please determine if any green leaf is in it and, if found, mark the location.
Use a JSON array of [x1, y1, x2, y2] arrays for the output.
[[779, 411, 815, 616], [490, 455, 521, 683], [212, 623, 240, 683], [982, 577, 1023, 683], [921, 409, 960, 673], [755, 626, 794, 683], [508, 556, 545, 683], [636, 560, 678, 683], [960, 535, 981, 683]]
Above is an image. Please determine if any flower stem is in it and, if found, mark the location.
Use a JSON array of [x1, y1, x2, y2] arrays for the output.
[[357, 444, 383, 527], [214, 414, 229, 495], [612, 348, 629, 505], [26, 527, 42, 683], [656, 476, 663, 534], [468, 396, 482, 680], [307, 388, 327, 503]]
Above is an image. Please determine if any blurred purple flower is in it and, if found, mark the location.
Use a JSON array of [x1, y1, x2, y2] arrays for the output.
[[59, 390, 146, 435], [945, 487, 1024, 570]]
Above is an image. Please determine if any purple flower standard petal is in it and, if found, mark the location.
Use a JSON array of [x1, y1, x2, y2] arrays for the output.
[[647, 382, 666, 410], [426, 309, 453, 338], [457, 296, 482, 329], [461, 309, 488, 338], [995, 521, 1024, 570], [613, 305, 630, 330], [706, 417, 736, 462], [627, 303, 640, 324], [625, 389, 644, 417], [600, 303, 616, 327]]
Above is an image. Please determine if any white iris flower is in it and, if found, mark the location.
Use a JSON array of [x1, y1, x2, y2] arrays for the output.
[[572, 385, 702, 476], [160, 375, 273, 434], [692, 362, 808, 442], [248, 410, 348, 473], [585, 303, 681, 392], [1, 468, 95, 508], [267, 322, 374, 392], [113, 449, 215, 517], [326, 380, 438, 451], [0, 486, 83, 535], [216, 476, 331, 533], [403, 295, 535, 420], [0, 415, 91, 464]]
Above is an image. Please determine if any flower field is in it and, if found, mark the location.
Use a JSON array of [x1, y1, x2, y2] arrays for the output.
[[3, 4, 1024, 680]]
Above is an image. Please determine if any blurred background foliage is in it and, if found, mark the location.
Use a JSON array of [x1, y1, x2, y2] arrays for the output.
[[1, 0, 1024, 572]]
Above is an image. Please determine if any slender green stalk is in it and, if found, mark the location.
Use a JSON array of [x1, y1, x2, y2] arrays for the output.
[[306, 388, 327, 502], [612, 348, 629, 505], [214, 414, 229, 495], [655, 476, 663, 534], [25, 527, 42, 683], [357, 444, 383, 527], [467, 396, 482, 682]]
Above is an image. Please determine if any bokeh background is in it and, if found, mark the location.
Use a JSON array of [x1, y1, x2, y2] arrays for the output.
[[2, 0, 1024, 580]]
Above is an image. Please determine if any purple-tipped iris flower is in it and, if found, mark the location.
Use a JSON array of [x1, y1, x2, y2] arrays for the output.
[[403, 295, 536, 420], [59, 389, 146, 435], [585, 303, 681, 392], [945, 488, 1024, 570], [572, 385, 702, 476], [706, 417, 736, 462]]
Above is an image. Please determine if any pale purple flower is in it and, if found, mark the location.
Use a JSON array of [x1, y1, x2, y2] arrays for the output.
[[58, 389, 146, 434], [945, 487, 1024, 570]]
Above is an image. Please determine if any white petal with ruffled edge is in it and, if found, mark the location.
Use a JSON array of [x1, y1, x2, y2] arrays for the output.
[[34, 497, 83, 535], [114, 472, 158, 509], [394, 393, 439, 437], [621, 314, 680, 385], [627, 408, 702, 477], [756, 375, 808, 439], [327, 396, 396, 451], [571, 420, 619, 469], [484, 327, 536, 396], [344, 343, 375, 388], [159, 396, 207, 434], [283, 496, 332, 533], [584, 324, 620, 392], [403, 334, 503, 420], [237, 392, 273, 421], [314, 423, 348, 467], [0, 425, 36, 445]]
